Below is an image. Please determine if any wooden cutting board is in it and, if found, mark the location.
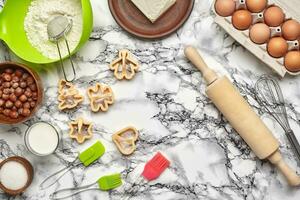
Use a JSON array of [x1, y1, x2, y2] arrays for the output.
[[108, 0, 194, 39]]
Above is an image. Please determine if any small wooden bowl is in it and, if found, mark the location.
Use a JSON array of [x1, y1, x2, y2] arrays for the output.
[[0, 62, 43, 124], [0, 156, 34, 196]]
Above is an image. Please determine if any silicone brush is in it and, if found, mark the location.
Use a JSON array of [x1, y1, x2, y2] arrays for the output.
[[122, 152, 170, 200], [50, 173, 122, 200], [40, 141, 106, 190]]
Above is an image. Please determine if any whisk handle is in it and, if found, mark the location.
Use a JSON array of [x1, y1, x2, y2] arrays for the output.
[[268, 150, 300, 186], [286, 130, 300, 163]]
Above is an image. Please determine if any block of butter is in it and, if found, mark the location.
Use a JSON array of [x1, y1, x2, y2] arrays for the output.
[[131, 0, 176, 23]]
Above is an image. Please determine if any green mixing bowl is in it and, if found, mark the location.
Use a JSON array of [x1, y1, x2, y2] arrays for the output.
[[0, 0, 93, 64]]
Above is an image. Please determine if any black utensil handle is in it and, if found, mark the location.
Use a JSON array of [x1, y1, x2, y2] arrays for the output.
[[286, 130, 300, 164]]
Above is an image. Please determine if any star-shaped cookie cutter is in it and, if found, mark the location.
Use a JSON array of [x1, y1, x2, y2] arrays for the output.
[[109, 49, 139, 80], [87, 83, 114, 112], [69, 118, 93, 144], [112, 126, 139, 156], [58, 80, 84, 110]]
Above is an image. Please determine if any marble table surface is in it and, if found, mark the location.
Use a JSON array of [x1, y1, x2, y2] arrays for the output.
[[1, 0, 300, 199]]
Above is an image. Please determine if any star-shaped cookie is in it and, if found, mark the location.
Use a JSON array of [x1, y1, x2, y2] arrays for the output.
[[69, 118, 93, 144], [87, 83, 114, 112]]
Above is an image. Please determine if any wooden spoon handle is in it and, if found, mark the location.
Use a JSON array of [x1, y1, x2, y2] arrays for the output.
[[268, 150, 300, 186], [184, 46, 218, 85]]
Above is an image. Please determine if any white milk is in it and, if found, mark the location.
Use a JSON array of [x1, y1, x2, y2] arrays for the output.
[[0, 161, 28, 190], [26, 122, 59, 156]]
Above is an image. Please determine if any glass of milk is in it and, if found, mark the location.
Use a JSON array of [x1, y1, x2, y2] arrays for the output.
[[24, 122, 60, 156]]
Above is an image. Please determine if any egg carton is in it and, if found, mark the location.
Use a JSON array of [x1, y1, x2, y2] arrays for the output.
[[212, 0, 300, 77]]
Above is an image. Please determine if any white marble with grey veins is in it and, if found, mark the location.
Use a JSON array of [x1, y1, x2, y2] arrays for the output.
[[0, 0, 300, 199]]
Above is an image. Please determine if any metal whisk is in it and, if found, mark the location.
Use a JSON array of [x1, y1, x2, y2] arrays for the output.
[[255, 75, 300, 163]]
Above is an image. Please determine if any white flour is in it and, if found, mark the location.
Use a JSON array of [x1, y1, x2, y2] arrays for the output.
[[24, 0, 83, 59]]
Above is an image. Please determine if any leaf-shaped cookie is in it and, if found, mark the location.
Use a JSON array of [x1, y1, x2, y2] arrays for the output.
[[69, 118, 93, 144], [109, 49, 139, 80], [87, 83, 114, 112]]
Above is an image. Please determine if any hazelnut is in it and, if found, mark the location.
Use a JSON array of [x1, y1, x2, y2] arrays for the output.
[[32, 92, 38, 100], [2, 94, 9, 100], [3, 73, 12, 82], [9, 94, 17, 102], [18, 108, 23, 115], [24, 90, 32, 98], [3, 82, 11, 88], [29, 84, 37, 91], [0, 99, 4, 107], [21, 108, 31, 117], [28, 98, 32, 102], [5, 100, 13, 108], [12, 82, 19, 89], [0, 90, 2, 97], [15, 70, 23, 78], [22, 73, 29, 80], [12, 106, 17, 111], [5, 69, 13, 74], [23, 102, 30, 109], [9, 111, 18, 119], [12, 76, 19, 83], [15, 87, 23, 97], [15, 100, 22, 108], [3, 88, 10, 95], [19, 94, 27, 102], [20, 82, 27, 88], [30, 101, 36, 108], [3, 109, 10, 117], [26, 77, 34, 85]]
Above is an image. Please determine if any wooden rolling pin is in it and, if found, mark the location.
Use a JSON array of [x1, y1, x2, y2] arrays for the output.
[[184, 46, 300, 186]]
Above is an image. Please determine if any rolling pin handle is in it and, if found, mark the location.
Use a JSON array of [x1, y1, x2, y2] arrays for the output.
[[184, 46, 218, 85], [268, 150, 300, 186]]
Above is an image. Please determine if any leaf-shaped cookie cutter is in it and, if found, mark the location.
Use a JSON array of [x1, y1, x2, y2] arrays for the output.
[[58, 80, 84, 110], [109, 49, 139, 80], [87, 83, 114, 112], [112, 126, 139, 156], [69, 118, 93, 144]]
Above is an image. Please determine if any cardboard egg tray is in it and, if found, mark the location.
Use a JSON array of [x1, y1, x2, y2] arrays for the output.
[[212, 0, 300, 77]]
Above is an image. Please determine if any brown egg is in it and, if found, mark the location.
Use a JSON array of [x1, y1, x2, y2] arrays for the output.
[[249, 23, 270, 44], [246, 0, 268, 13], [264, 6, 285, 27], [215, 0, 236, 17], [232, 10, 252, 30], [284, 51, 300, 72], [282, 19, 300, 41], [267, 37, 288, 58]]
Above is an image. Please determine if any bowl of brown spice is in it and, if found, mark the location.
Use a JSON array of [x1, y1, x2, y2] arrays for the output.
[[0, 62, 43, 124]]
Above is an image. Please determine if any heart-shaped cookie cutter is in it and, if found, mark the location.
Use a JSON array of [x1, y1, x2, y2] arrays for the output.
[[112, 126, 139, 156], [109, 49, 139, 80], [58, 80, 84, 110], [69, 118, 93, 144], [87, 83, 114, 112]]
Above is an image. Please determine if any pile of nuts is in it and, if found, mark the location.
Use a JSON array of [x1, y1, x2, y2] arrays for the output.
[[0, 68, 38, 119]]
